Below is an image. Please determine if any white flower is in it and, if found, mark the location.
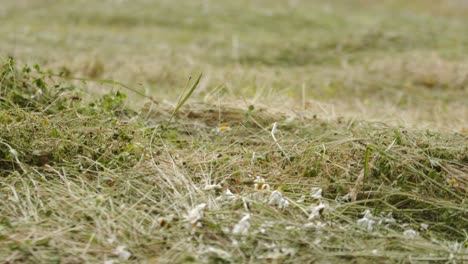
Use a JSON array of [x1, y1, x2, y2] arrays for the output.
[[304, 221, 326, 229], [106, 235, 116, 244], [337, 193, 352, 202], [254, 177, 270, 190], [157, 214, 174, 228], [203, 246, 232, 259], [377, 212, 396, 226], [203, 184, 222, 191], [256, 246, 297, 259], [284, 116, 295, 124], [263, 242, 276, 249], [268, 191, 282, 205], [310, 187, 323, 199], [281, 247, 297, 256], [403, 229, 418, 239], [357, 209, 375, 231], [296, 195, 305, 203], [215, 124, 232, 133], [233, 214, 250, 236], [112, 245, 131, 260], [30, 88, 43, 99], [185, 203, 207, 225], [257, 251, 284, 260], [268, 191, 289, 209], [383, 212, 396, 224], [308, 201, 326, 220], [215, 189, 237, 203], [420, 223, 429, 230], [225, 189, 234, 196]]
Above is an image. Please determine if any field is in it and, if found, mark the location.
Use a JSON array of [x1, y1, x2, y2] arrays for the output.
[[1, 0, 467, 263]]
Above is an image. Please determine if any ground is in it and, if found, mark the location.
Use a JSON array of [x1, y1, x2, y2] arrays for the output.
[[0, 0, 467, 263]]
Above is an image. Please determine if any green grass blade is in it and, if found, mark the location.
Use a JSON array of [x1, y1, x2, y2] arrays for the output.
[[171, 73, 202, 119]]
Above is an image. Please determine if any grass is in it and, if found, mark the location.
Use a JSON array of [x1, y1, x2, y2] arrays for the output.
[[1, 0, 468, 263], [3, 0, 467, 130]]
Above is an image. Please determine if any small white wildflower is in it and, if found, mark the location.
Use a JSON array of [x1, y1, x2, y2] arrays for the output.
[[372, 249, 378, 255], [297, 195, 306, 203], [203, 246, 232, 259], [215, 124, 231, 133], [403, 229, 418, 239], [310, 187, 323, 199], [281, 247, 297, 256], [30, 89, 43, 99], [157, 214, 174, 228], [112, 245, 131, 260], [215, 189, 237, 203], [284, 116, 295, 124], [304, 221, 326, 229], [258, 222, 273, 234], [363, 209, 373, 219], [203, 184, 222, 191], [420, 223, 429, 230], [447, 241, 462, 254], [9, 148, 18, 158], [268, 191, 289, 209], [263, 242, 276, 249], [268, 191, 282, 205], [308, 202, 326, 220], [257, 250, 284, 260], [186, 203, 207, 225], [384, 212, 396, 224], [106, 235, 116, 244], [233, 214, 250, 236], [357, 209, 375, 231], [254, 177, 270, 191], [338, 193, 352, 202], [225, 189, 234, 196]]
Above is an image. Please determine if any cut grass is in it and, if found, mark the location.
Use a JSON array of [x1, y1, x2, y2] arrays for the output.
[[0, 59, 466, 263], [1, 0, 468, 262]]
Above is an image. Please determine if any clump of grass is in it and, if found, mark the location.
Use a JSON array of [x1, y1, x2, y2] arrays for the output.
[[0, 61, 467, 263]]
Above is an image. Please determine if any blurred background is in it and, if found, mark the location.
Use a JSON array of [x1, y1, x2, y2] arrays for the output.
[[2, 0, 467, 130]]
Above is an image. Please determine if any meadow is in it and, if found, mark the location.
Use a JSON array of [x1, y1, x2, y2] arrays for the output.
[[0, 0, 467, 263]]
